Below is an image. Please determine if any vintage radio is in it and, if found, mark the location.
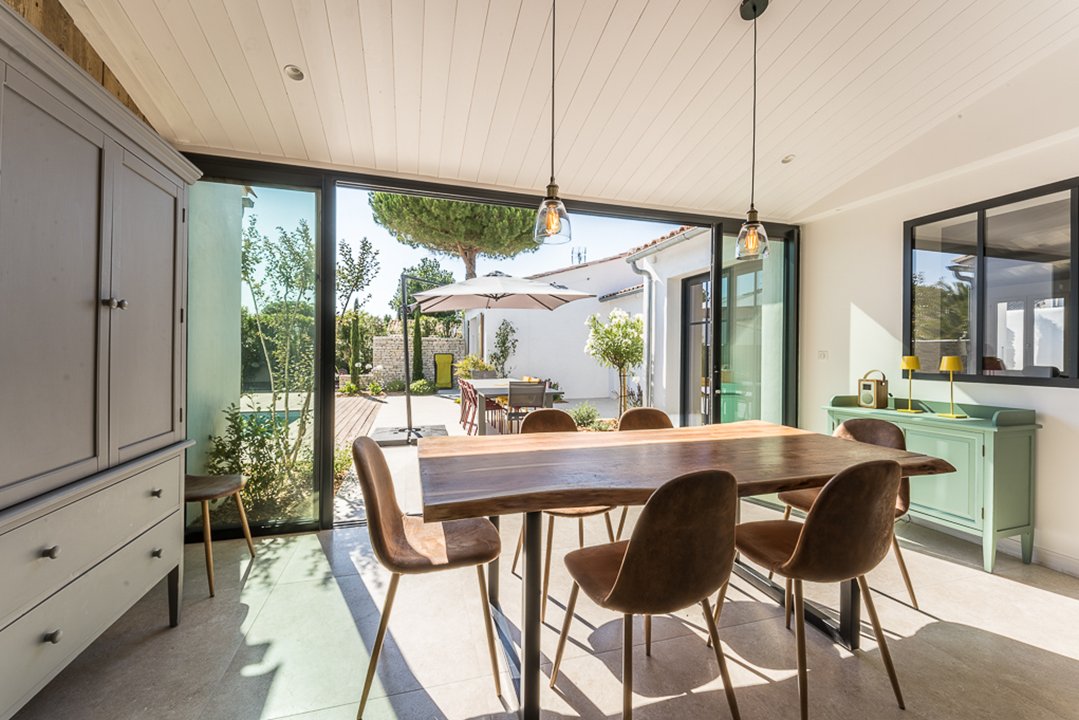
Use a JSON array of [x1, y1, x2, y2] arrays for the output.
[[858, 370, 889, 408]]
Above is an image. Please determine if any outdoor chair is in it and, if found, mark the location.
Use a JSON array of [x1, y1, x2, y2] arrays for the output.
[[736, 460, 905, 720], [549, 470, 742, 720], [470, 370, 498, 379], [508, 409, 618, 623], [459, 380, 500, 435], [351, 437, 503, 718], [498, 380, 547, 434], [776, 418, 919, 608]]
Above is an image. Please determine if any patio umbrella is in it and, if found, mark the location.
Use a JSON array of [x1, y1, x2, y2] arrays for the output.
[[374, 271, 593, 446], [411, 271, 593, 312]]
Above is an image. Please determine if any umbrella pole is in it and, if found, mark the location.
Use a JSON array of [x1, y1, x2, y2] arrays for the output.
[[401, 273, 416, 444]]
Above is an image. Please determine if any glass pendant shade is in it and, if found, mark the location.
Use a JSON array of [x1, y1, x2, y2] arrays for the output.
[[534, 184, 572, 245], [735, 208, 768, 259]]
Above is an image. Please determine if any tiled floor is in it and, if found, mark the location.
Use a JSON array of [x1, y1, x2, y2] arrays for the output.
[[13, 500, 1079, 720]]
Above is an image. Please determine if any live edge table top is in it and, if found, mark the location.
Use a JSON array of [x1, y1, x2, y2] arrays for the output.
[[418, 420, 955, 522]]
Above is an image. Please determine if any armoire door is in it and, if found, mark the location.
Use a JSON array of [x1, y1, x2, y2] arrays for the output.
[[109, 150, 184, 463], [0, 67, 108, 509]]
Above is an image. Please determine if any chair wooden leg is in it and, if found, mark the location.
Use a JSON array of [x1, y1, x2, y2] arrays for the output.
[[475, 567, 502, 698], [604, 511, 615, 542], [578, 518, 585, 548], [706, 580, 729, 648], [891, 532, 919, 609], [550, 582, 579, 687], [511, 525, 524, 574], [785, 577, 793, 630], [644, 614, 652, 656], [234, 492, 256, 557], [201, 500, 215, 597], [857, 575, 905, 709], [616, 506, 629, 540], [623, 613, 634, 720], [702, 597, 741, 720], [541, 515, 554, 622], [358, 573, 400, 720], [794, 579, 808, 720]]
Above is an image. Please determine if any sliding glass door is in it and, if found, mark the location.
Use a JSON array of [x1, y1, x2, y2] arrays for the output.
[[714, 230, 794, 425], [681, 273, 712, 426]]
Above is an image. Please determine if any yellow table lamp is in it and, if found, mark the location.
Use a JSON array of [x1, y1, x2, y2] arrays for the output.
[[898, 355, 922, 413], [938, 355, 966, 419]]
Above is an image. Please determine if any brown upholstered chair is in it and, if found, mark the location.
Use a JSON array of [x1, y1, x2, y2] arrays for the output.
[[613, 407, 674, 539], [736, 460, 905, 720], [550, 470, 742, 720], [351, 437, 503, 718], [508, 409, 616, 621], [184, 474, 255, 597], [777, 418, 918, 608]]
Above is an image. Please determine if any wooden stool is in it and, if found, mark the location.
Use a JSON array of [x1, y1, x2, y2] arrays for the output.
[[184, 474, 255, 597]]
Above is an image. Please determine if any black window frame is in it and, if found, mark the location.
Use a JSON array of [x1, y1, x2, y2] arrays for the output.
[[184, 153, 800, 535], [904, 175, 1079, 387]]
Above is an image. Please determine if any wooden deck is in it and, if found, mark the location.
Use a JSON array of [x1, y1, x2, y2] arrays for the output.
[[334, 394, 384, 447]]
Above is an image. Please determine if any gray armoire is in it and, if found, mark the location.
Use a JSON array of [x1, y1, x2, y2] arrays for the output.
[[0, 7, 199, 718]]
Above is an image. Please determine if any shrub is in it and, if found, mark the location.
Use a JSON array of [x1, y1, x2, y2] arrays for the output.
[[385, 379, 406, 393], [340, 381, 361, 395], [569, 402, 599, 428], [454, 354, 494, 379], [367, 382, 383, 395], [410, 378, 436, 395], [333, 446, 352, 496]]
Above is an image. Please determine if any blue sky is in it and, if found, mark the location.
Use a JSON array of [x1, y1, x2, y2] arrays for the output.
[[240, 184, 681, 316]]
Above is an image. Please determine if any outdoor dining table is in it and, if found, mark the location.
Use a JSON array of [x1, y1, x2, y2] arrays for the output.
[[418, 420, 955, 719], [464, 378, 560, 435]]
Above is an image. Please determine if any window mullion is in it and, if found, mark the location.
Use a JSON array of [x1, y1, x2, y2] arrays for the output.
[[974, 209, 986, 377]]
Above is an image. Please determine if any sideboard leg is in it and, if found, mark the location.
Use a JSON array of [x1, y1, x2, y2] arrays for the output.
[[168, 564, 182, 627], [982, 531, 997, 573], [1021, 532, 1034, 564]]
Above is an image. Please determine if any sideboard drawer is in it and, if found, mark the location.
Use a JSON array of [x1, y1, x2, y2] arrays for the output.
[[0, 510, 180, 718], [0, 456, 180, 629]]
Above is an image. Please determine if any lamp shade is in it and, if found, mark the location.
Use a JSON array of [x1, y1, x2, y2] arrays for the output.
[[901, 355, 921, 371], [939, 355, 963, 373]]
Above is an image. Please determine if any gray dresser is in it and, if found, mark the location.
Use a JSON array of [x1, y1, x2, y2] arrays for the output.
[[0, 6, 199, 718]]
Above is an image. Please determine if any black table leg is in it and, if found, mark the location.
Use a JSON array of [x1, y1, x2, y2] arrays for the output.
[[732, 560, 862, 650], [838, 578, 861, 650], [520, 511, 542, 720], [488, 515, 500, 604]]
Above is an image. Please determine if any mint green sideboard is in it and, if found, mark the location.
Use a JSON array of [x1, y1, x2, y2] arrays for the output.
[[826, 396, 1039, 572]]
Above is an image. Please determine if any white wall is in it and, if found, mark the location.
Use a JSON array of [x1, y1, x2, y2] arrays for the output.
[[466, 257, 643, 399], [799, 132, 1079, 576]]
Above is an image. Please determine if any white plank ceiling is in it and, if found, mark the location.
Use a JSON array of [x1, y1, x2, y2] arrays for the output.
[[61, 0, 1079, 221]]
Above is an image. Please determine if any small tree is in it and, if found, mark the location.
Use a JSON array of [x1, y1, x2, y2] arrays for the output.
[[489, 320, 518, 377], [585, 309, 645, 416], [336, 237, 380, 316]]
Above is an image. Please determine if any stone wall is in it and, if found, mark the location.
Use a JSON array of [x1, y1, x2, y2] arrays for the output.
[[358, 335, 466, 388]]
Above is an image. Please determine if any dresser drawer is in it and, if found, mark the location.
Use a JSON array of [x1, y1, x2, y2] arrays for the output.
[[0, 456, 180, 629], [0, 510, 180, 718]]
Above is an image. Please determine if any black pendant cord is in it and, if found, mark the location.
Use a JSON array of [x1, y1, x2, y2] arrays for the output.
[[550, 0, 556, 187], [750, 15, 757, 212]]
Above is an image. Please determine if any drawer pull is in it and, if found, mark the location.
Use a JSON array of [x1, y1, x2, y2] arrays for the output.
[[151, 548, 163, 559], [41, 546, 62, 560], [42, 629, 63, 645], [150, 488, 164, 498]]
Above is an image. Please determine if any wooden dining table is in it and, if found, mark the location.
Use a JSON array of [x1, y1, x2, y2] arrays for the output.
[[419, 420, 955, 720]]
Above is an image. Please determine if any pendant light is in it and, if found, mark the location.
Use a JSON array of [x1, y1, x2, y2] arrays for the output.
[[736, 0, 769, 260], [534, 0, 572, 245]]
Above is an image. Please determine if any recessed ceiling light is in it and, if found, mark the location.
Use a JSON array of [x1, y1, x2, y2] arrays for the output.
[[284, 64, 305, 81], [781, 154, 796, 164]]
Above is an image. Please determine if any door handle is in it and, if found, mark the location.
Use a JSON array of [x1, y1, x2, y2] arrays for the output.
[[101, 297, 119, 309]]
